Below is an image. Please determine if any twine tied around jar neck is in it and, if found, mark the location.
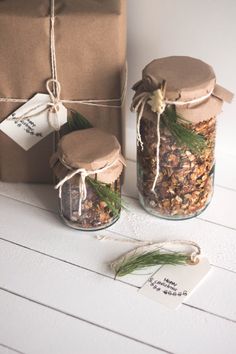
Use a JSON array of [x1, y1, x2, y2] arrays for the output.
[[131, 82, 214, 194], [54, 158, 120, 216]]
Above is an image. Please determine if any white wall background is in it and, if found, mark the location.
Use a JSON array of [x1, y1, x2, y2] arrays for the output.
[[126, 0, 236, 160]]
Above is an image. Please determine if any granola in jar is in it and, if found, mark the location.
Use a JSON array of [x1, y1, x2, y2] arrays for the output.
[[51, 128, 125, 230], [132, 56, 233, 219], [137, 116, 216, 219]]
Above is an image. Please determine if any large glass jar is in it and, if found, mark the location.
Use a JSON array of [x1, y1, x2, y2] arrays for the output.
[[132, 56, 233, 220], [137, 114, 216, 219], [51, 128, 125, 230]]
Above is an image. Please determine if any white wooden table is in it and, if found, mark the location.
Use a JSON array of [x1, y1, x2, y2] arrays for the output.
[[0, 153, 236, 354]]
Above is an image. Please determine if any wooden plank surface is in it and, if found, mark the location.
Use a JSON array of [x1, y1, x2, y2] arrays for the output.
[[0, 291, 165, 354], [0, 240, 236, 354], [0, 194, 236, 321], [0, 153, 235, 354]]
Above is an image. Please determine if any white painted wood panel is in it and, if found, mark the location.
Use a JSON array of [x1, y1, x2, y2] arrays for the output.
[[199, 186, 236, 229], [0, 241, 236, 354], [214, 152, 236, 191], [0, 344, 22, 354], [0, 192, 235, 276], [1, 235, 236, 323], [0, 182, 57, 212], [0, 291, 164, 354], [0, 154, 236, 354]]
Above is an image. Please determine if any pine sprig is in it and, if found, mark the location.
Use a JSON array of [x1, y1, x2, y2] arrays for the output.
[[113, 250, 189, 277], [67, 110, 93, 131], [66, 110, 124, 216], [87, 177, 123, 217], [162, 106, 206, 154]]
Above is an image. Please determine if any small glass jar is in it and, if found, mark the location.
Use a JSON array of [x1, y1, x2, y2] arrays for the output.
[[132, 56, 233, 220], [59, 177, 121, 230], [51, 128, 125, 230]]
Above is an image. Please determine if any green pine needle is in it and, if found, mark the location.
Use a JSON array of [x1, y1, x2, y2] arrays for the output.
[[67, 110, 93, 131], [114, 251, 189, 277], [87, 177, 123, 217], [162, 106, 207, 154], [66, 110, 125, 216]]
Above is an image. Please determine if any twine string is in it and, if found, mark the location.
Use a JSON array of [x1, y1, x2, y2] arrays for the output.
[[50, 0, 57, 86], [55, 158, 120, 216], [151, 112, 161, 193], [96, 235, 201, 267], [8, 79, 63, 131], [131, 88, 214, 193], [0, 0, 127, 122]]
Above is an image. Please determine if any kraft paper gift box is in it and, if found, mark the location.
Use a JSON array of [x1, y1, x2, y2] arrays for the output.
[[0, 0, 126, 183]]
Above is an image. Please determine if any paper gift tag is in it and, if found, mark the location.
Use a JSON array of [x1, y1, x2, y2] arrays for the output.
[[139, 257, 210, 309], [0, 93, 67, 150]]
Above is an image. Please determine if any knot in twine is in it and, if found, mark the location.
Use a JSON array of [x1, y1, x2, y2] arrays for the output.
[[55, 158, 119, 216], [148, 89, 166, 114], [1, 0, 127, 134], [96, 236, 202, 272], [131, 83, 213, 194], [10, 79, 63, 131]]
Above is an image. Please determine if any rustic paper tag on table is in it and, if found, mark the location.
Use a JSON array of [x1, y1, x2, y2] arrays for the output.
[[139, 257, 210, 309], [0, 93, 67, 150]]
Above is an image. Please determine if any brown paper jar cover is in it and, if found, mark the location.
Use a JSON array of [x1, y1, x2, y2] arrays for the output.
[[133, 56, 233, 124], [0, 0, 126, 183], [51, 128, 125, 184]]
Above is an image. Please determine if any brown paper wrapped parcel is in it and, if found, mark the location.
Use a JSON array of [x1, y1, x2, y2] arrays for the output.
[[0, 0, 126, 183]]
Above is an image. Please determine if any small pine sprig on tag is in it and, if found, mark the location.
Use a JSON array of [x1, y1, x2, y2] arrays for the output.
[[162, 106, 207, 155], [112, 250, 189, 277]]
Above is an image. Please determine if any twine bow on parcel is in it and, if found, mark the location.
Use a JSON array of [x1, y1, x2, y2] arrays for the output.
[[9, 79, 64, 131], [0, 0, 127, 131], [54, 158, 120, 216], [131, 82, 213, 194]]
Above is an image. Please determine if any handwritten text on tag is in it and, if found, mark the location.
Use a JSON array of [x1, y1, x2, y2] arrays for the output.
[[0, 93, 67, 150], [139, 257, 211, 309]]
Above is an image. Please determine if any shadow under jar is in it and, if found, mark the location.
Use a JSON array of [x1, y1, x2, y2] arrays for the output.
[[51, 128, 125, 231], [132, 56, 233, 220]]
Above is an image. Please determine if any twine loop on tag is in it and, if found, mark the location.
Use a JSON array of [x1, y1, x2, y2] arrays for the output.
[[46, 79, 62, 131], [8, 79, 63, 131], [46, 79, 61, 112], [131, 85, 213, 194], [55, 158, 121, 216], [96, 235, 202, 269], [189, 251, 200, 265]]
